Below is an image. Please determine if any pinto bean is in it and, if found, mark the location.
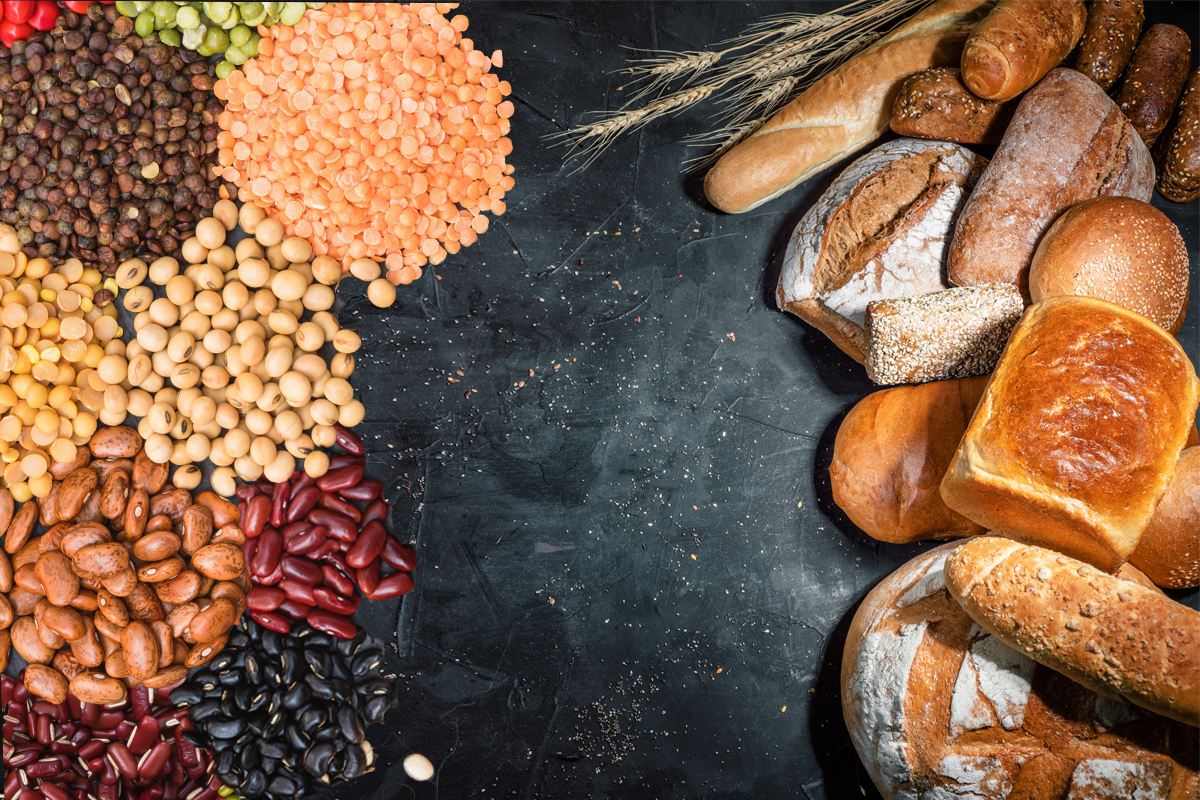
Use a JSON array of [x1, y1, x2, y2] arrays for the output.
[[121, 621, 159, 681], [190, 543, 245, 581], [211, 524, 246, 546], [181, 505, 215, 556], [0, 486, 13, 533], [34, 550, 80, 607], [33, 601, 65, 648], [9, 585, 40, 615], [11, 616, 55, 664], [24, 663, 69, 703], [54, 649, 85, 681], [143, 664, 189, 689], [40, 522, 72, 554], [210, 581, 247, 617], [0, 550, 13, 593], [96, 589, 131, 627], [72, 542, 129, 579], [188, 598, 238, 644], [94, 611, 126, 643], [165, 603, 200, 639], [124, 488, 151, 542], [60, 522, 111, 557], [100, 566, 138, 598], [70, 672, 128, 704], [49, 445, 91, 479], [37, 481, 61, 527], [0, 593, 12, 628], [4, 501, 37, 554], [70, 616, 105, 668], [75, 482, 104, 524], [132, 531, 182, 562], [14, 563, 45, 595], [69, 590, 99, 613], [100, 469, 131, 520], [88, 426, 143, 458], [104, 649, 131, 678], [150, 489, 191, 522], [147, 514, 174, 533], [13, 539, 41, 570], [0, 629, 8, 671], [133, 448, 170, 493], [42, 605, 86, 641], [56, 468, 98, 520], [155, 570, 203, 605], [195, 491, 241, 527], [137, 557, 185, 583], [91, 458, 133, 486], [125, 582, 165, 622], [185, 634, 227, 668]]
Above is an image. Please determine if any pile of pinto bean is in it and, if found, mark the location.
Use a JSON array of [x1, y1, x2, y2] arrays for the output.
[[1, 426, 248, 706]]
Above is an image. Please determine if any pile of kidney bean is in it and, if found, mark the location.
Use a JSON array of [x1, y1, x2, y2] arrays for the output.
[[170, 620, 393, 800], [238, 425, 417, 638], [3, 672, 220, 800]]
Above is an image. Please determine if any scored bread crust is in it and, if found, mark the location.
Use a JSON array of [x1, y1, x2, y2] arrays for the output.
[[842, 543, 1195, 800], [944, 537, 1200, 727], [939, 296, 1200, 572], [704, 0, 996, 214]]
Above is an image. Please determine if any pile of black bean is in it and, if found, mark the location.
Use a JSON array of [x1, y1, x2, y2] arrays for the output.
[[169, 619, 394, 800]]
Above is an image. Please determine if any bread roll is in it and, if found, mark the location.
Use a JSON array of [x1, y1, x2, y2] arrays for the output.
[[946, 69, 1154, 300], [1154, 69, 1200, 204], [842, 543, 1196, 800], [1028, 197, 1190, 334], [776, 139, 987, 363], [703, 0, 995, 214], [890, 67, 1017, 145], [1072, 0, 1145, 90], [1115, 24, 1193, 147], [960, 0, 1086, 101], [863, 284, 1023, 385], [944, 536, 1200, 727], [939, 296, 1200, 572], [830, 377, 988, 544], [1130, 448, 1200, 589]]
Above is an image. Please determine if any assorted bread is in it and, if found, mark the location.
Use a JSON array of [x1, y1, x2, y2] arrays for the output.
[[959, 0, 1086, 101]]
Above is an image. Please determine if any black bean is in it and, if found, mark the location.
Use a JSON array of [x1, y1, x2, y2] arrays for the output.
[[329, 657, 353, 685], [281, 683, 309, 711], [363, 695, 391, 724], [303, 742, 335, 778], [305, 674, 334, 702], [355, 678, 391, 697], [188, 699, 222, 724], [336, 628, 366, 658], [260, 740, 288, 760], [303, 649, 330, 679], [351, 650, 382, 679], [247, 689, 270, 714], [216, 749, 237, 784], [284, 724, 310, 753], [337, 705, 363, 744], [212, 651, 239, 671], [170, 685, 203, 706], [209, 736, 237, 753], [279, 648, 301, 685], [220, 692, 239, 718], [244, 652, 262, 685], [313, 725, 341, 744], [233, 686, 253, 712], [241, 769, 267, 800], [330, 678, 353, 703], [228, 627, 250, 649], [299, 707, 326, 730], [260, 629, 282, 656], [264, 661, 282, 687], [343, 743, 368, 780], [268, 773, 301, 796], [206, 717, 248, 740]]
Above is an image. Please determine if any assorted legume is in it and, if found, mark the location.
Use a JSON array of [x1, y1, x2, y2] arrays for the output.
[[0, 5, 225, 272], [215, 2, 514, 288], [171, 620, 393, 800]]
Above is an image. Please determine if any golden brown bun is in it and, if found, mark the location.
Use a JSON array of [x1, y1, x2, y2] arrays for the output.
[[961, 0, 1086, 101], [1130, 448, 1200, 589], [830, 377, 988, 543], [703, 0, 995, 214], [1028, 197, 1190, 334], [945, 536, 1200, 727], [940, 296, 1200, 572], [842, 543, 1195, 800]]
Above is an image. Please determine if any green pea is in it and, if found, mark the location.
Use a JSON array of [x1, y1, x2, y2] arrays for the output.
[[215, 59, 237, 80], [134, 10, 156, 37], [221, 6, 240, 29], [204, 26, 230, 53], [180, 24, 206, 49], [264, 2, 283, 20], [224, 44, 247, 66], [279, 2, 306, 26], [239, 2, 266, 26], [196, 42, 215, 57], [158, 27, 182, 47], [152, 1, 176, 23], [203, 2, 231, 24], [228, 24, 251, 47], [176, 5, 201, 29], [244, 32, 260, 58], [114, 0, 141, 17]]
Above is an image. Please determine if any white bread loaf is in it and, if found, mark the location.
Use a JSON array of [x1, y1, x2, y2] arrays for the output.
[[704, 0, 996, 214], [944, 536, 1200, 727], [842, 543, 1197, 799], [776, 138, 987, 363]]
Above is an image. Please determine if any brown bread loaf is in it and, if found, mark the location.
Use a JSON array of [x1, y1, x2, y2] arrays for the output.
[[1028, 197, 1190, 334], [1072, 0, 1144, 90], [1154, 69, 1200, 203], [960, 0, 1086, 101], [1130, 448, 1200, 589], [1114, 24, 1193, 146], [704, 0, 995, 214], [946, 69, 1153, 300], [939, 296, 1200, 572], [944, 536, 1200, 727], [890, 67, 1017, 145], [842, 543, 1197, 800], [829, 377, 988, 544]]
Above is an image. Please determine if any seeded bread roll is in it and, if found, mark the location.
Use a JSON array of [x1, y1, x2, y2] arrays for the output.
[[939, 296, 1200, 572], [862, 284, 1023, 385], [1155, 69, 1200, 203], [944, 536, 1200, 727], [1130, 448, 1200, 589], [1114, 24, 1193, 147], [890, 67, 1017, 145], [960, 0, 1086, 101], [1028, 197, 1190, 335], [1072, 0, 1144, 90], [843, 543, 1196, 800]]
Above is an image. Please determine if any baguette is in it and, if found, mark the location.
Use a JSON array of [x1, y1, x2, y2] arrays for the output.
[[703, 0, 995, 214], [1115, 24, 1193, 146], [960, 0, 1086, 101], [1071, 0, 1144, 90], [1154, 69, 1200, 203], [944, 536, 1200, 727]]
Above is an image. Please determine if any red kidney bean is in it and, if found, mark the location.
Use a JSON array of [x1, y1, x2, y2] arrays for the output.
[[258, 561, 284, 587], [247, 586, 286, 612], [137, 741, 172, 779], [36, 713, 51, 744], [312, 586, 359, 615], [107, 741, 138, 780], [367, 571, 415, 600], [173, 729, 198, 768], [306, 608, 356, 639], [310, 508, 356, 542], [320, 563, 356, 598], [283, 525, 327, 556], [382, 537, 418, 572], [346, 520, 387, 569], [339, 478, 382, 502], [316, 464, 363, 493], [249, 611, 291, 633], [333, 423, 365, 454], [242, 534, 260, 571], [26, 756, 65, 778], [234, 483, 257, 501], [250, 528, 283, 578], [191, 789, 218, 800], [306, 538, 342, 560], [278, 578, 316, 606], [241, 495, 271, 539], [79, 740, 105, 760], [276, 598, 313, 621], [41, 783, 70, 800], [356, 558, 381, 596], [281, 521, 313, 539], [127, 716, 160, 754], [96, 711, 125, 729], [269, 481, 289, 529], [362, 499, 388, 525], [140, 784, 165, 800], [131, 686, 151, 721], [328, 453, 365, 471], [280, 557, 322, 585], [317, 492, 361, 523], [284, 486, 320, 524]]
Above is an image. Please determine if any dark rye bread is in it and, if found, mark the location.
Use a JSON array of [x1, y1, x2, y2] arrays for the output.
[[946, 69, 1153, 300], [890, 67, 1017, 145], [1114, 24, 1193, 146], [1155, 69, 1200, 203], [1071, 0, 1144, 90]]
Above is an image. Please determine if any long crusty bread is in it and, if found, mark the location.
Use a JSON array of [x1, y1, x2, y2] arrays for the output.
[[703, 0, 996, 214], [944, 536, 1200, 727]]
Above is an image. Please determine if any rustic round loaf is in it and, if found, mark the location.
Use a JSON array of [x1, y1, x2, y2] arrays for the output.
[[1130, 447, 1200, 589], [841, 543, 1198, 800], [1028, 197, 1189, 334]]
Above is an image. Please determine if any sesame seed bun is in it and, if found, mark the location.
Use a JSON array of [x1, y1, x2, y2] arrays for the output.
[[1028, 197, 1189, 334]]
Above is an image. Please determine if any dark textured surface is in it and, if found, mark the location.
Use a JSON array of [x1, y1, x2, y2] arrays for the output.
[[333, 3, 1200, 799]]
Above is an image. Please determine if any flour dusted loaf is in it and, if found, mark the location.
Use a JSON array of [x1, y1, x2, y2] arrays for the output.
[[842, 543, 1197, 800], [944, 536, 1200, 727], [946, 69, 1154, 300], [939, 296, 1200, 572], [1130, 448, 1200, 590], [830, 377, 988, 544], [776, 138, 987, 364]]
